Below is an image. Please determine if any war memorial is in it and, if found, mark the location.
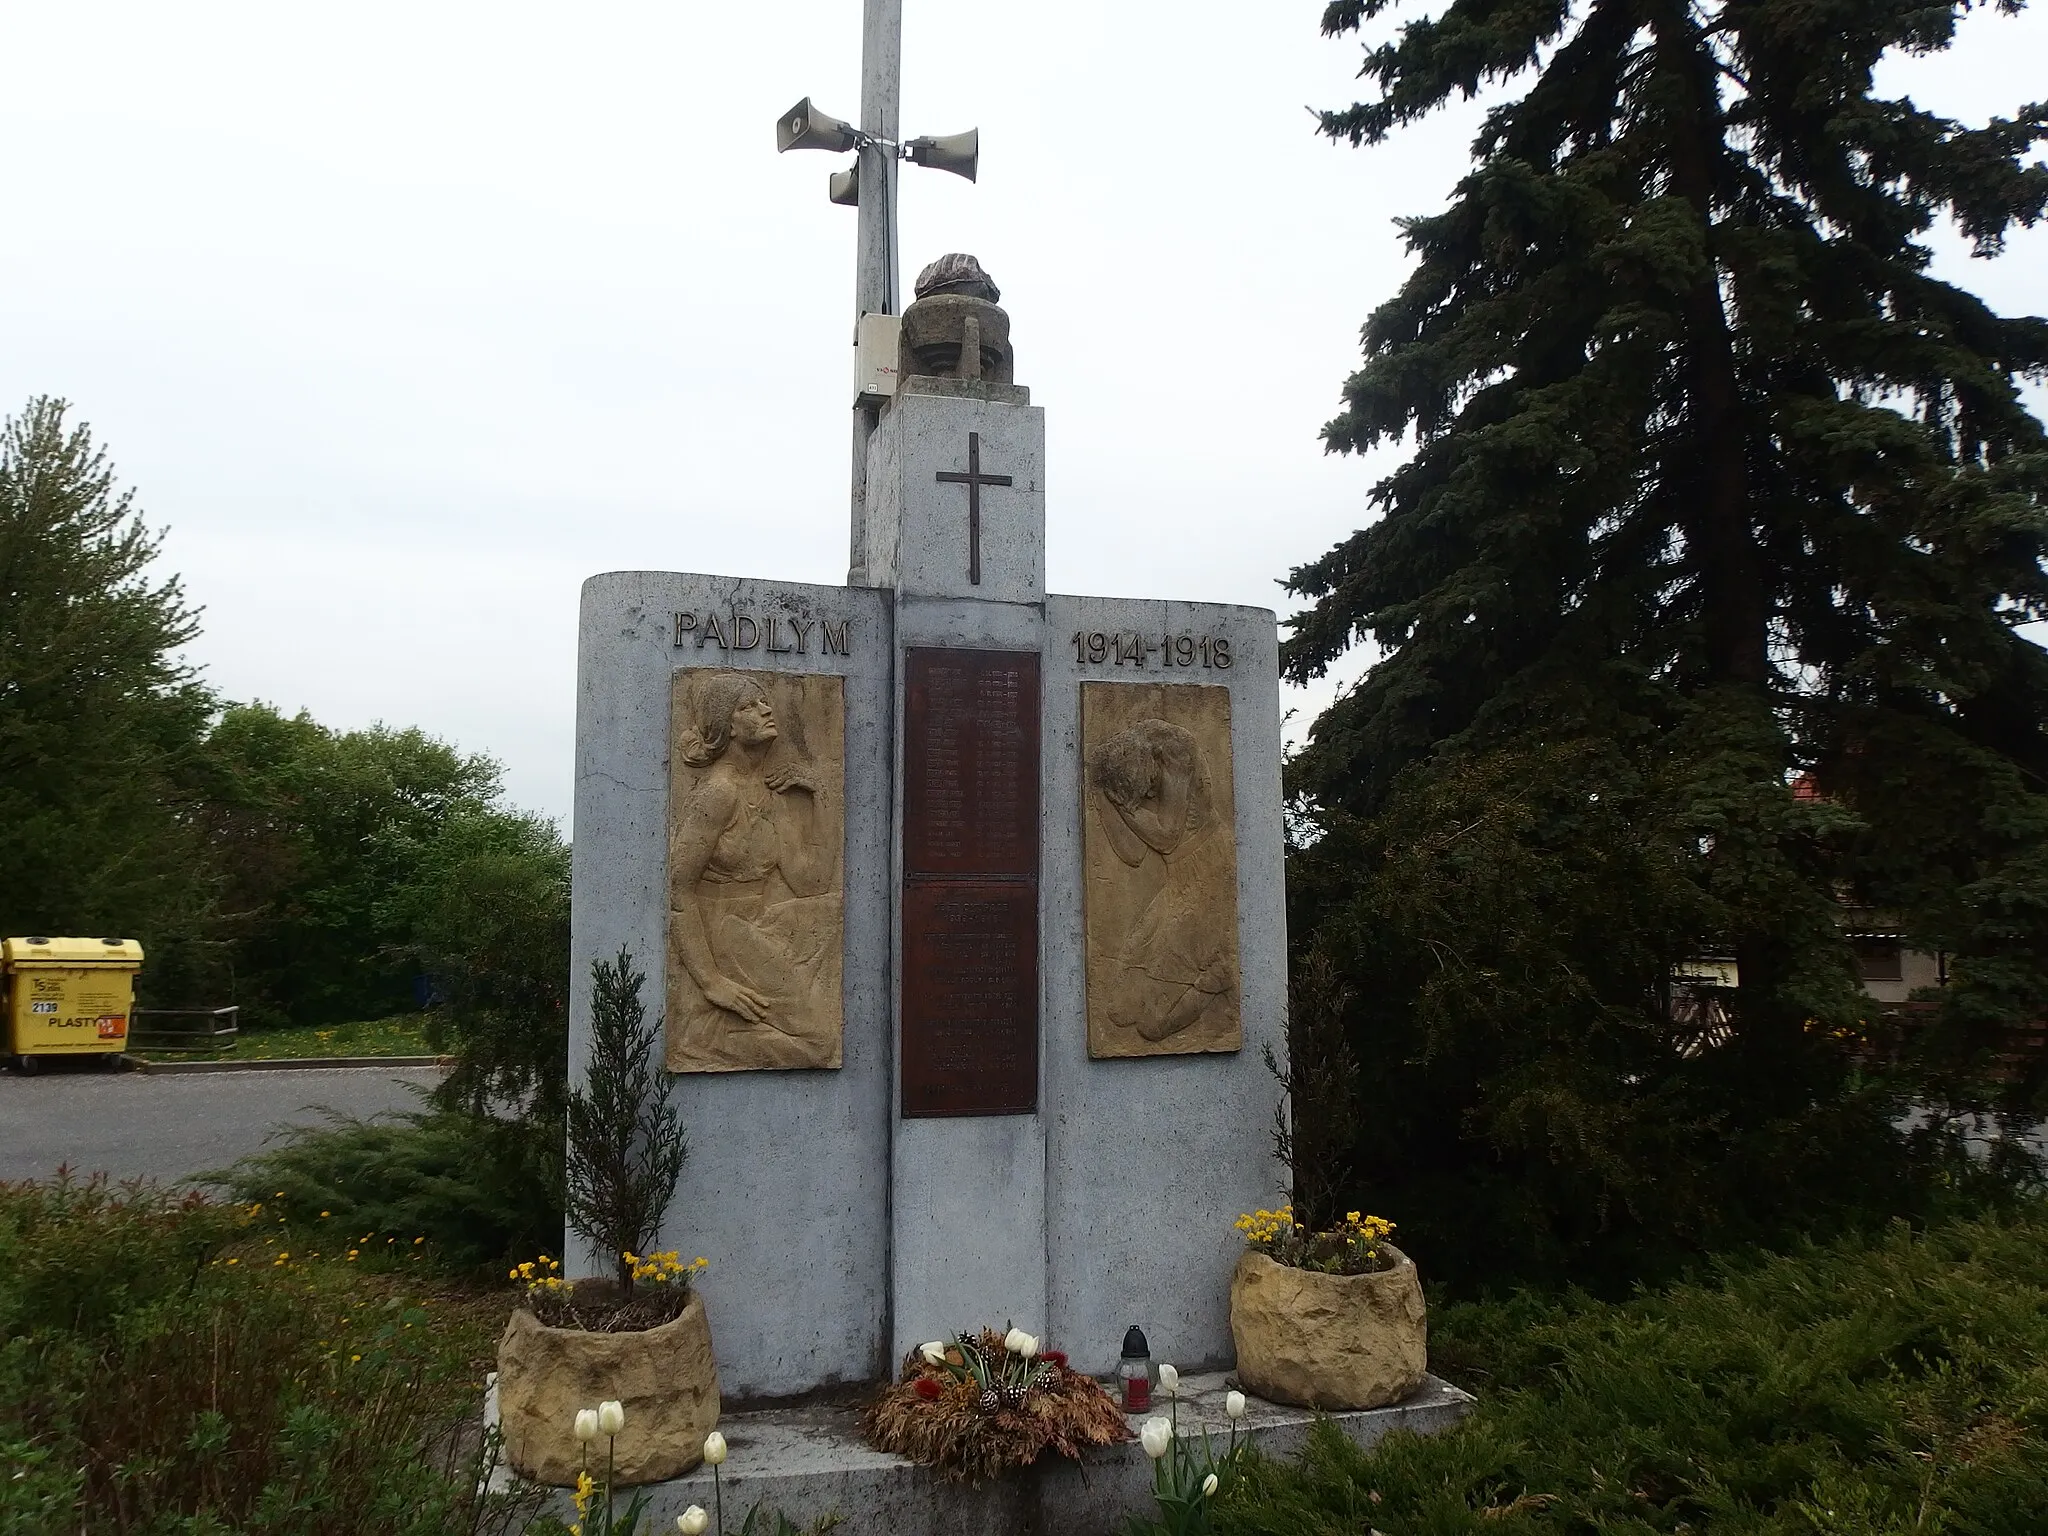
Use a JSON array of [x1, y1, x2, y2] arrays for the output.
[[559, 246, 1469, 1531], [549, 9, 1469, 1527]]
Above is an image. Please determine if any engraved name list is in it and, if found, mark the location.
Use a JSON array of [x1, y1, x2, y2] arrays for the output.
[[900, 648, 1040, 1117]]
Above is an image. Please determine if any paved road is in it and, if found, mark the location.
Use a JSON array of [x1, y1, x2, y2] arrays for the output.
[[0, 1064, 445, 1186]]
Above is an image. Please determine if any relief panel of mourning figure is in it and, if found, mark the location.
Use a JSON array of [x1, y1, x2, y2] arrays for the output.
[[667, 670, 845, 1072], [1081, 682, 1243, 1058]]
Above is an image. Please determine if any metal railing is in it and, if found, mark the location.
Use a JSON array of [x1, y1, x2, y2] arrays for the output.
[[128, 1006, 239, 1054]]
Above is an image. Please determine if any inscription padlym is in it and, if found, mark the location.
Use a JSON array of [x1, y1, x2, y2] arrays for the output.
[[674, 611, 851, 656]]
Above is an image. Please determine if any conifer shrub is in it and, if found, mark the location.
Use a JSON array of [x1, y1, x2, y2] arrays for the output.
[[1137, 1201, 2048, 1534], [216, 1105, 562, 1274], [565, 948, 688, 1296]]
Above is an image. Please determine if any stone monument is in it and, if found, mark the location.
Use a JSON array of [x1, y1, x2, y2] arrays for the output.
[[570, 258, 1287, 1398]]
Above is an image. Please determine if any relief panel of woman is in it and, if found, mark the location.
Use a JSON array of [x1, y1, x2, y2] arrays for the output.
[[667, 670, 845, 1071]]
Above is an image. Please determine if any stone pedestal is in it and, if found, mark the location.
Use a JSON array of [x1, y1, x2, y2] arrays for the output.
[[498, 1374, 1477, 1536]]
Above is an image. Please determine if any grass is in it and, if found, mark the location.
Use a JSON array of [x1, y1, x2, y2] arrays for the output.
[[1156, 1199, 2048, 1535], [136, 1013, 438, 1062]]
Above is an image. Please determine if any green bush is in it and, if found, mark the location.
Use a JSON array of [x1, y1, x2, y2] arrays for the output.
[[213, 1105, 562, 1275], [0, 1174, 533, 1535], [1155, 1201, 2048, 1535], [184, 703, 515, 1026], [387, 804, 571, 1127], [203, 797, 570, 1274]]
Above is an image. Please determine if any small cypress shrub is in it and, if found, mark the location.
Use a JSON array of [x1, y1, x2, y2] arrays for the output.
[[566, 948, 687, 1293]]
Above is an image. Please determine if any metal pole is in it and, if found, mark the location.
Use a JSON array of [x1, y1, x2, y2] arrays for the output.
[[848, 0, 901, 585], [857, 0, 901, 320]]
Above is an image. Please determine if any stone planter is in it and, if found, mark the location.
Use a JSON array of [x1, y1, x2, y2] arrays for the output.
[[496, 1293, 721, 1486], [1229, 1246, 1426, 1411]]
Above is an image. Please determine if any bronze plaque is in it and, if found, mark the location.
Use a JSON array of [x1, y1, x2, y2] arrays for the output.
[[901, 647, 1040, 1116], [904, 649, 1039, 876], [900, 881, 1038, 1116]]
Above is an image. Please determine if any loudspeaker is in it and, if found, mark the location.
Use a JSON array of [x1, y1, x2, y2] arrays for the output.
[[777, 97, 860, 155], [828, 164, 860, 207], [903, 128, 978, 182]]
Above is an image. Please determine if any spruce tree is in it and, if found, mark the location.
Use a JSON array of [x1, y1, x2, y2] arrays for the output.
[[0, 398, 215, 952], [1286, 0, 2048, 1278]]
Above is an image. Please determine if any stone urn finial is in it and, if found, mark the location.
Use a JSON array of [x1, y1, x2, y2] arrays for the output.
[[898, 253, 1014, 385], [913, 253, 1001, 304]]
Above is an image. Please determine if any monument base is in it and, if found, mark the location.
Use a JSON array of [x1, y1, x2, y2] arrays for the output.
[[492, 1373, 1475, 1535]]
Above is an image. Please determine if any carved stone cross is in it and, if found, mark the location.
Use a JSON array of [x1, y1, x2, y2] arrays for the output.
[[935, 431, 1012, 586]]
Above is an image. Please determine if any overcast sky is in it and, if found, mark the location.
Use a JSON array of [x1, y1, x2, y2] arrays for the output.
[[3, 2, 2043, 827]]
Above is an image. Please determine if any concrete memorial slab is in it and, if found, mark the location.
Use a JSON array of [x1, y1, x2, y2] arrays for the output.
[[574, 574, 891, 1395]]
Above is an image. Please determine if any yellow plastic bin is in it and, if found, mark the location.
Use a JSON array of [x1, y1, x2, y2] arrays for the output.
[[3, 937, 144, 1074]]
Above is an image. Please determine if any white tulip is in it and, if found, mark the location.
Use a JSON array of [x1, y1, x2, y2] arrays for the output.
[[1202, 1472, 1219, 1498], [677, 1506, 709, 1535], [1015, 1332, 1040, 1359], [597, 1399, 625, 1436], [1140, 1416, 1173, 1460], [1003, 1327, 1029, 1355], [573, 1408, 600, 1443], [702, 1430, 728, 1466], [919, 1340, 947, 1366], [1225, 1390, 1248, 1421], [1158, 1362, 1180, 1396]]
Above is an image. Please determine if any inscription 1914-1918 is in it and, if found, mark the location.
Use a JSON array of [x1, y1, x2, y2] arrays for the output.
[[1071, 631, 1231, 670], [901, 648, 1040, 1117]]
